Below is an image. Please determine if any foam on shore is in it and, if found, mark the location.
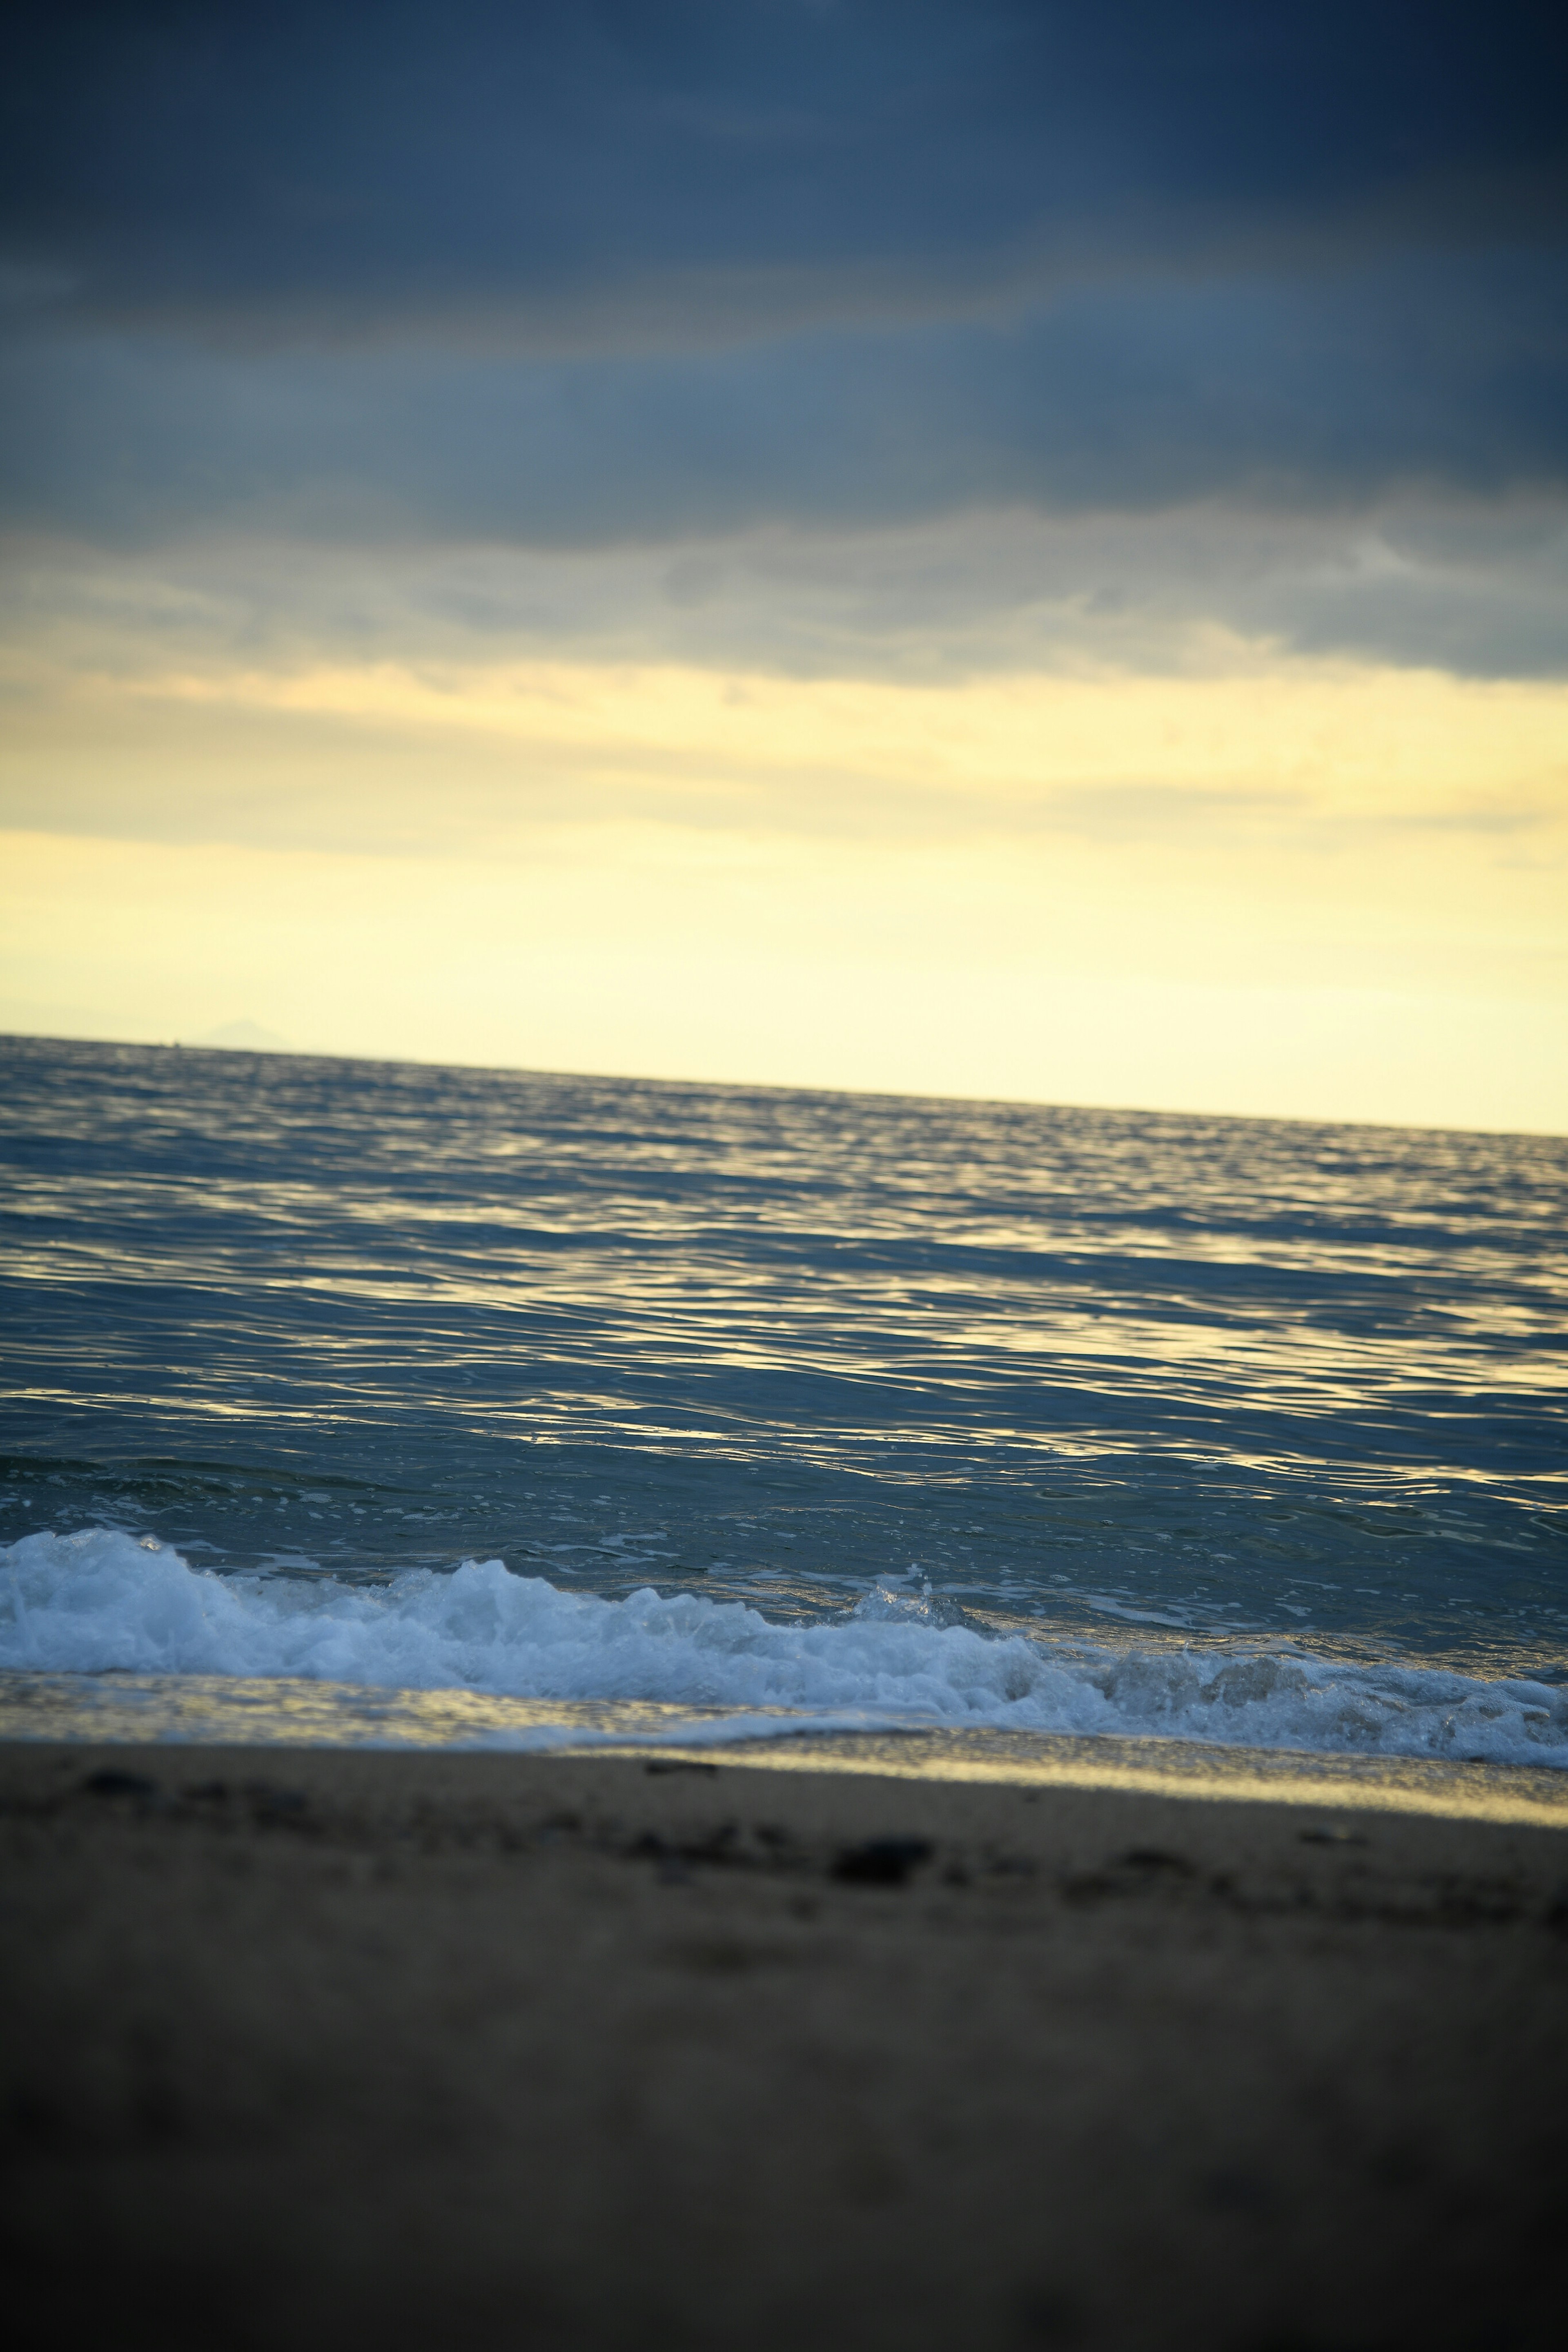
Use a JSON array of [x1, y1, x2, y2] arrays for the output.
[[4, 1527, 1566, 1771]]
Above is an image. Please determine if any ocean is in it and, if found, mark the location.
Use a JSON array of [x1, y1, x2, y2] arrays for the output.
[[2, 1033, 1565, 1803]]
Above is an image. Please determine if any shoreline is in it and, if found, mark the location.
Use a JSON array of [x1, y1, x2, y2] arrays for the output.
[[5, 1669, 1568, 1829], [5, 1739, 1567, 2349]]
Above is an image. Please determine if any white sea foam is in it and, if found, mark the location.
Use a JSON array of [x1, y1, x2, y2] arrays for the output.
[[3, 1528, 1566, 1768]]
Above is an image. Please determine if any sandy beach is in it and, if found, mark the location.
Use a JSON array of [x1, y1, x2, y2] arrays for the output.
[[3, 1742, 1565, 2351]]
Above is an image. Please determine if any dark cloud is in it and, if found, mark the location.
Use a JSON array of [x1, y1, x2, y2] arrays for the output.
[[1, 0, 1566, 655], [4, 250, 1564, 548], [4, 2, 1565, 337]]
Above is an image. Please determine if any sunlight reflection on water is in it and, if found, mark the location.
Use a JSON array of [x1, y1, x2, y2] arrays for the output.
[[2, 1036, 1564, 1691]]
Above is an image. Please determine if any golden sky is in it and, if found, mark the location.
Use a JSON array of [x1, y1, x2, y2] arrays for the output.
[[4, 595, 1564, 1130]]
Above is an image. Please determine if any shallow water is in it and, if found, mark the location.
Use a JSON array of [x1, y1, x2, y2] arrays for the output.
[[2, 1035, 1564, 1769]]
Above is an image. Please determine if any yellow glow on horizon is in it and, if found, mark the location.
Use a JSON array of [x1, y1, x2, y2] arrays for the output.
[[2, 638, 1565, 1132], [67, 646, 1568, 833]]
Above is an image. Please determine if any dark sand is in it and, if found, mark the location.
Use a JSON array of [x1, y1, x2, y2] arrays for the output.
[[3, 1742, 1565, 2352]]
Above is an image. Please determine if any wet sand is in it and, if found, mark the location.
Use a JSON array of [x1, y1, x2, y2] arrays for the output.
[[3, 1741, 1566, 2351]]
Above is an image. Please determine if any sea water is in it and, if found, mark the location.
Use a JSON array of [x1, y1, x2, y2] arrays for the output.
[[2, 1035, 1565, 1793]]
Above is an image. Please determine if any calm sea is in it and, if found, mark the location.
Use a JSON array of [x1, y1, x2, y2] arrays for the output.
[[2, 1034, 1565, 1795]]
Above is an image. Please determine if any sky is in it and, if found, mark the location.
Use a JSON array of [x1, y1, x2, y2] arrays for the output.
[[2, 1, 1566, 1130]]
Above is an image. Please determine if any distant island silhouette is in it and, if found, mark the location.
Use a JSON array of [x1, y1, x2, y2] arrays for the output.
[[192, 1019, 293, 1052]]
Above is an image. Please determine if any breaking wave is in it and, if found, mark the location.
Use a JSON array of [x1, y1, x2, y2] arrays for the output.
[[4, 1528, 1566, 1768]]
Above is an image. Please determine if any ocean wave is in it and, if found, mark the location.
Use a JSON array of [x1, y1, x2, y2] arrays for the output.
[[4, 1527, 1566, 1768]]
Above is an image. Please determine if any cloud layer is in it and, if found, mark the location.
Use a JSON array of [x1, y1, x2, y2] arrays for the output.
[[3, 2, 1566, 592], [7, 2, 1566, 335]]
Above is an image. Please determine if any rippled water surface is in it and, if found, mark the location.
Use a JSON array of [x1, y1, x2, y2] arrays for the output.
[[2, 1036, 1565, 1764]]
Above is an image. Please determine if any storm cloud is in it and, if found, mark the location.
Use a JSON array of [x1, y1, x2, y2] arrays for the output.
[[3, 2, 1566, 670], [7, 2, 1566, 333]]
